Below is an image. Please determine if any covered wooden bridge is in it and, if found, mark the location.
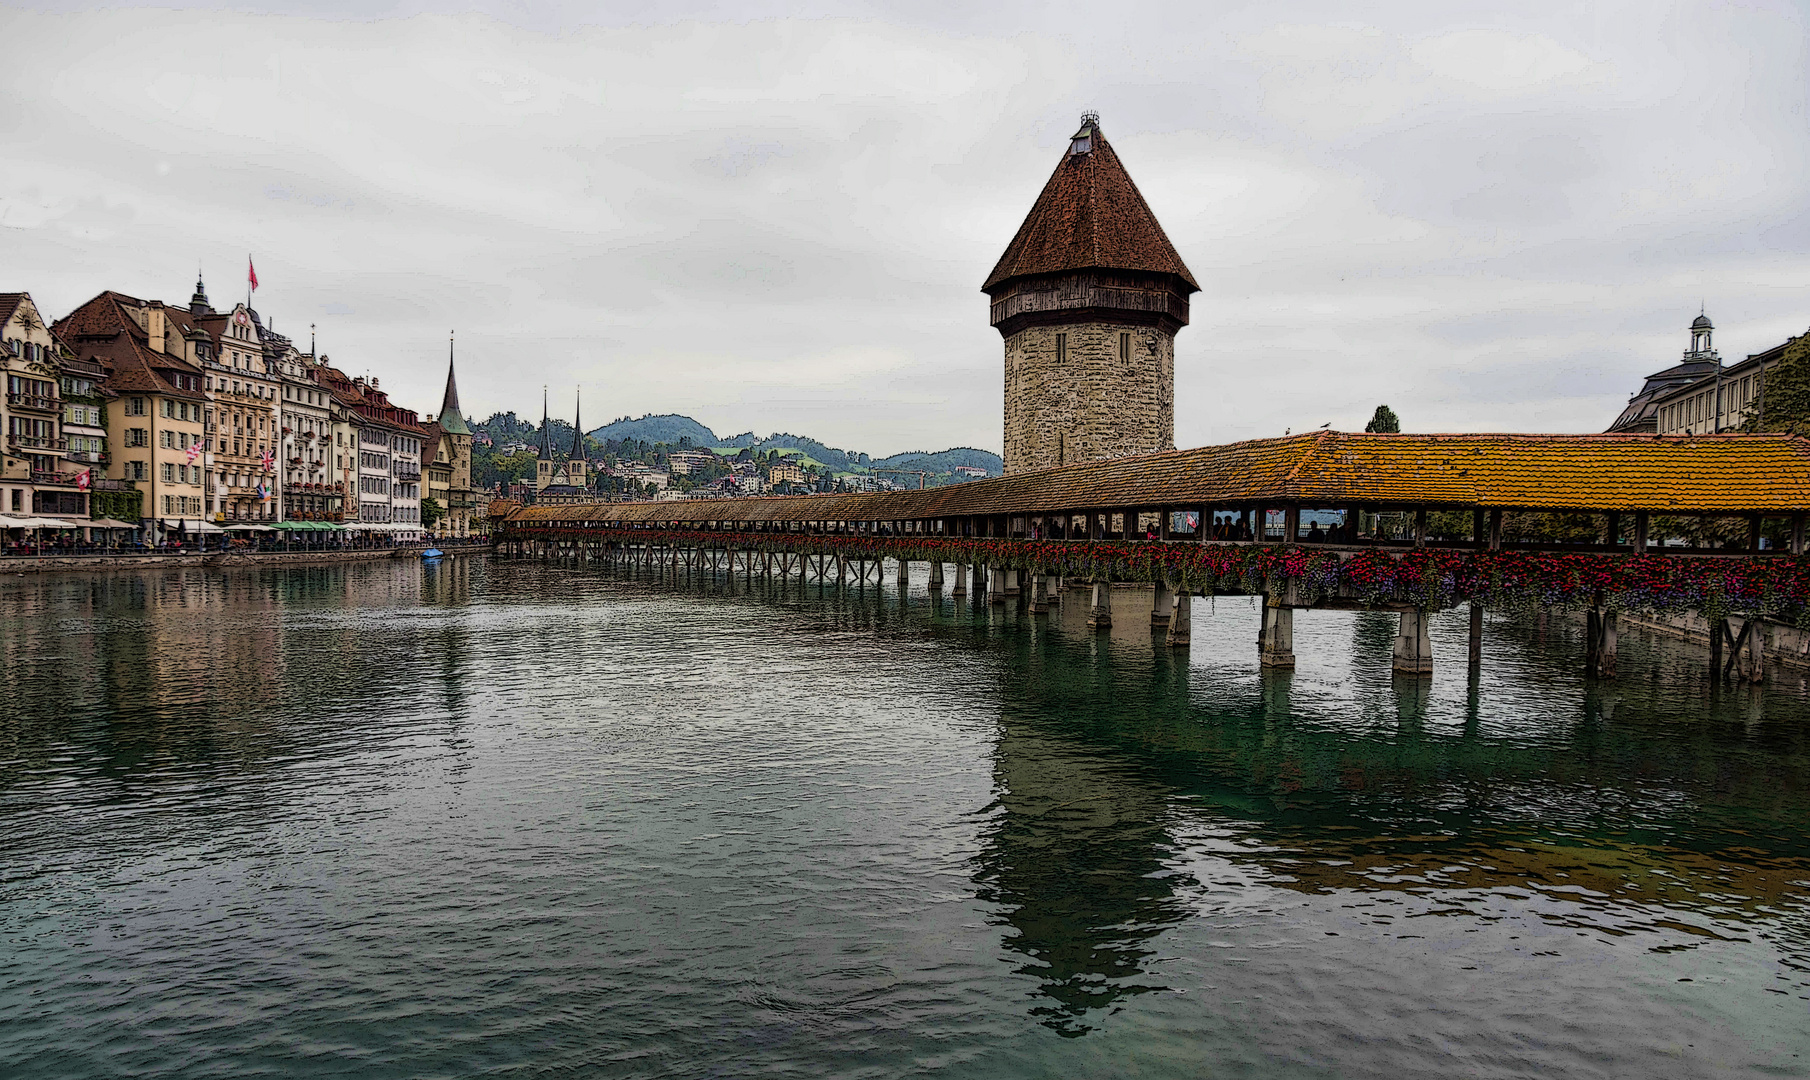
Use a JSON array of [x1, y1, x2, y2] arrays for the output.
[[494, 431, 1810, 682]]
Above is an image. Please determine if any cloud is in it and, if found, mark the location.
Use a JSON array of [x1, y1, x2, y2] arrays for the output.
[[1, 1, 1807, 456]]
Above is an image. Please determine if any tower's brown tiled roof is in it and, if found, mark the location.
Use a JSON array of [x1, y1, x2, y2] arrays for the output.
[[983, 118, 1198, 294]]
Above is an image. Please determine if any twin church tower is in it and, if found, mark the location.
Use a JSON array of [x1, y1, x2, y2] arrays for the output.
[[986, 113, 1197, 476]]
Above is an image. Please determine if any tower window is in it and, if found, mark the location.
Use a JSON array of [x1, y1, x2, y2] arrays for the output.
[[1055, 333, 1067, 365], [1120, 333, 1130, 362]]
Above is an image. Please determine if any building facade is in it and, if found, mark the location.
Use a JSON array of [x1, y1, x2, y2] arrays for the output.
[[984, 114, 1198, 475], [193, 296, 281, 522], [272, 339, 341, 521], [1, 293, 91, 518], [56, 292, 210, 528]]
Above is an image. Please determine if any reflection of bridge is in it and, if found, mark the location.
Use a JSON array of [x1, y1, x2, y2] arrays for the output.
[[496, 431, 1810, 683]]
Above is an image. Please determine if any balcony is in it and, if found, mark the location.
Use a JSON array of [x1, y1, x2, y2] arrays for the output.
[[6, 434, 66, 451], [29, 470, 81, 487], [393, 467, 422, 481], [66, 450, 107, 464], [6, 392, 58, 413]]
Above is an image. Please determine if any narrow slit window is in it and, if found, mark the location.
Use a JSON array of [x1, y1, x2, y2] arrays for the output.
[[1055, 333, 1067, 365], [1120, 332, 1130, 362]]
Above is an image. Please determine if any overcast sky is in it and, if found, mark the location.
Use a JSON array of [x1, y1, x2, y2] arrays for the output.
[[3, 0, 1805, 456]]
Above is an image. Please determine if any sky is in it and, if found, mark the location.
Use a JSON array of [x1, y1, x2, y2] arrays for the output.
[[2, 0, 1806, 457]]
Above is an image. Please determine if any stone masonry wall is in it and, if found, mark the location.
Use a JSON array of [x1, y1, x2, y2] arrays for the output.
[[1003, 321, 1174, 474]]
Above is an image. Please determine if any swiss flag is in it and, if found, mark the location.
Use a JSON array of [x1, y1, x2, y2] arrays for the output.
[[75, 469, 92, 491], [248, 257, 259, 292]]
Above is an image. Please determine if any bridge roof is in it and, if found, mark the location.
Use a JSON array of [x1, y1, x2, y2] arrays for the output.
[[505, 431, 1810, 524]]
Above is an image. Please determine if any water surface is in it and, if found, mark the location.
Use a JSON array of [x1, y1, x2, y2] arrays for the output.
[[1, 558, 1807, 1077]]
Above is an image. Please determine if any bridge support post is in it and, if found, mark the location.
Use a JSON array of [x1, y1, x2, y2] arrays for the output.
[[1166, 591, 1191, 648], [1717, 618, 1766, 684], [1468, 601, 1483, 679], [1087, 581, 1112, 628], [1392, 610, 1434, 676], [1004, 568, 1021, 597], [988, 566, 1008, 605], [896, 558, 909, 591], [1258, 600, 1294, 668], [1583, 607, 1617, 679], [1029, 572, 1049, 614], [1045, 573, 1061, 604], [951, 562, 967, 595], [1151, 578, 1172, 627], [928, 561, 944, 589]]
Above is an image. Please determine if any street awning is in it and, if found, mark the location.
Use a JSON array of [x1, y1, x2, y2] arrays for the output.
[[0, 516, 62, 529], [225, 524, 277, 532], [88, 518, 140, 529], [162, 518, 225, 533]]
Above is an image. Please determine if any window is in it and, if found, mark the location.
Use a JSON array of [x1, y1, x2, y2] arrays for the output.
[[1055, 333, 1067, 365], [126, 460, 147, 480], [125, 397, 147, 416], [1120, 332, 1130, 362], [161, 463, 176, 483], [126, 428, 148, 447]]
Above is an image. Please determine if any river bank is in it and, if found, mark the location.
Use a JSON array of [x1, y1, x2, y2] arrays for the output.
[[0, 542, 490, 575]]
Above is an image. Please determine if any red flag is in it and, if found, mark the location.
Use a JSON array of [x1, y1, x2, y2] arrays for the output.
[[75, 469, 92, 491], [248, 257, 259, 292]]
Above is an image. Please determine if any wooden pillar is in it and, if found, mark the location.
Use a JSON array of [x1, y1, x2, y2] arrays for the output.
[[1748, 514, 1762, 552], [1635, 511, 1650, 554], [1472, 509, 1485, 547], [1794, 513, 1806, 556], [1283, 505, 1300, 544], [1488, 509, 1503, 551], [1159, 507, 1172, 541], [1199, 506, 1214, 542], [1605, 511, 1621, 548], [1413, 509, 1428, 548], [1467, 601, 1483, 677], [1122, 509, 1137, 542]]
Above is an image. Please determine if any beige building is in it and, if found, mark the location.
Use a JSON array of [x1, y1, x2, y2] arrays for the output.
[[1646, 316, 1793, 436], [191, 290, 281, 522], [1, 292, 91, 519], [56, 292, 210, 529], [422, 343, 475, 538]]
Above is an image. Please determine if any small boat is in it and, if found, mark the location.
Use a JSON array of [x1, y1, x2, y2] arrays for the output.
[[420, 547, 445, 559]]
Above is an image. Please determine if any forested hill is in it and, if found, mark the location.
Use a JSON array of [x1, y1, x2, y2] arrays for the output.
[[469, 411, 1002, 477]]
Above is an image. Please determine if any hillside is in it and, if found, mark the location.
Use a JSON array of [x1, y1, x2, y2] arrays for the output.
[[588, 413, 719, 447], [869, 447, 1002, 476]]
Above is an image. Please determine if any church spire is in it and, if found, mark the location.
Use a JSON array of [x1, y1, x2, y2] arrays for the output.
[[190, 270, 211, 317], [570, 387, 584, 459], [539, 386, 551, 459], [437, 331, 471, 435]]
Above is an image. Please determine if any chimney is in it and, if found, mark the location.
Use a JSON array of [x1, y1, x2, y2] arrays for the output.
[[145, 302, 166, 353]]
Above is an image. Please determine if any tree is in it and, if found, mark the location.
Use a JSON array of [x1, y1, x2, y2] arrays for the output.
[[1740, 328, 1810, 433], [421, 497, 445, 529], [1365, 405, 1400, 433]]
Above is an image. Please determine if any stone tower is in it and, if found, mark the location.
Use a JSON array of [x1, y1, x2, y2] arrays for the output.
[[985, 113, 1198, 474]]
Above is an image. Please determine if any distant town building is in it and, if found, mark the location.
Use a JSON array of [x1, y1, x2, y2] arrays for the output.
[[1609, 313, 1795, 436]]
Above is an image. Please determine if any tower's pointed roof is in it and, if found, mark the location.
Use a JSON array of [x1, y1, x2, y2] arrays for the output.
[[438, 334, 471, 436], [983, 115, 1198, 294], [570, 388, 584, 459], [539, 388, 551, 459]]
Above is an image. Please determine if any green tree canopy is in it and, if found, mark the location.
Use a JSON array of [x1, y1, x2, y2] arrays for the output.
[[1740, 328, 1810, 433], [1364, 405, 1400, 433]]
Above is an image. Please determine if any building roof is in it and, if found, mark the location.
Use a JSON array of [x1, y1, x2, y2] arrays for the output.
[[504, 431, 1810, 522], [0, 293, 25, 327], [982, 117, 1198, 294], [53, 291, 209, 402], [1693, 314, 1714, 330], [436, 346, 471, 436], [1606, 358, 1723, 432]]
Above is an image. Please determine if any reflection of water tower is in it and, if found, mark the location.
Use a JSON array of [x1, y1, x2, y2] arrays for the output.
[[974, 723, 1190, 1034]]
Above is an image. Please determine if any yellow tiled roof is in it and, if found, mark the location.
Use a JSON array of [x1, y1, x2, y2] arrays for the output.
[[505, 432, 1810, 525]]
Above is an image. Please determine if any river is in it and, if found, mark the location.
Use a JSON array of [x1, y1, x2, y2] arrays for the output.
[[1, 556, 1806, 1077]]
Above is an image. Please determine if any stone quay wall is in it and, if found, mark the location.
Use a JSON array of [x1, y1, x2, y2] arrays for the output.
[[0, 545, 490, 576], [1002, 320, 1174, 474]]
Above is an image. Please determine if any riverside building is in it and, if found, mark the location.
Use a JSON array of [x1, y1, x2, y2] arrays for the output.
[[1, 292, 91, 519]]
